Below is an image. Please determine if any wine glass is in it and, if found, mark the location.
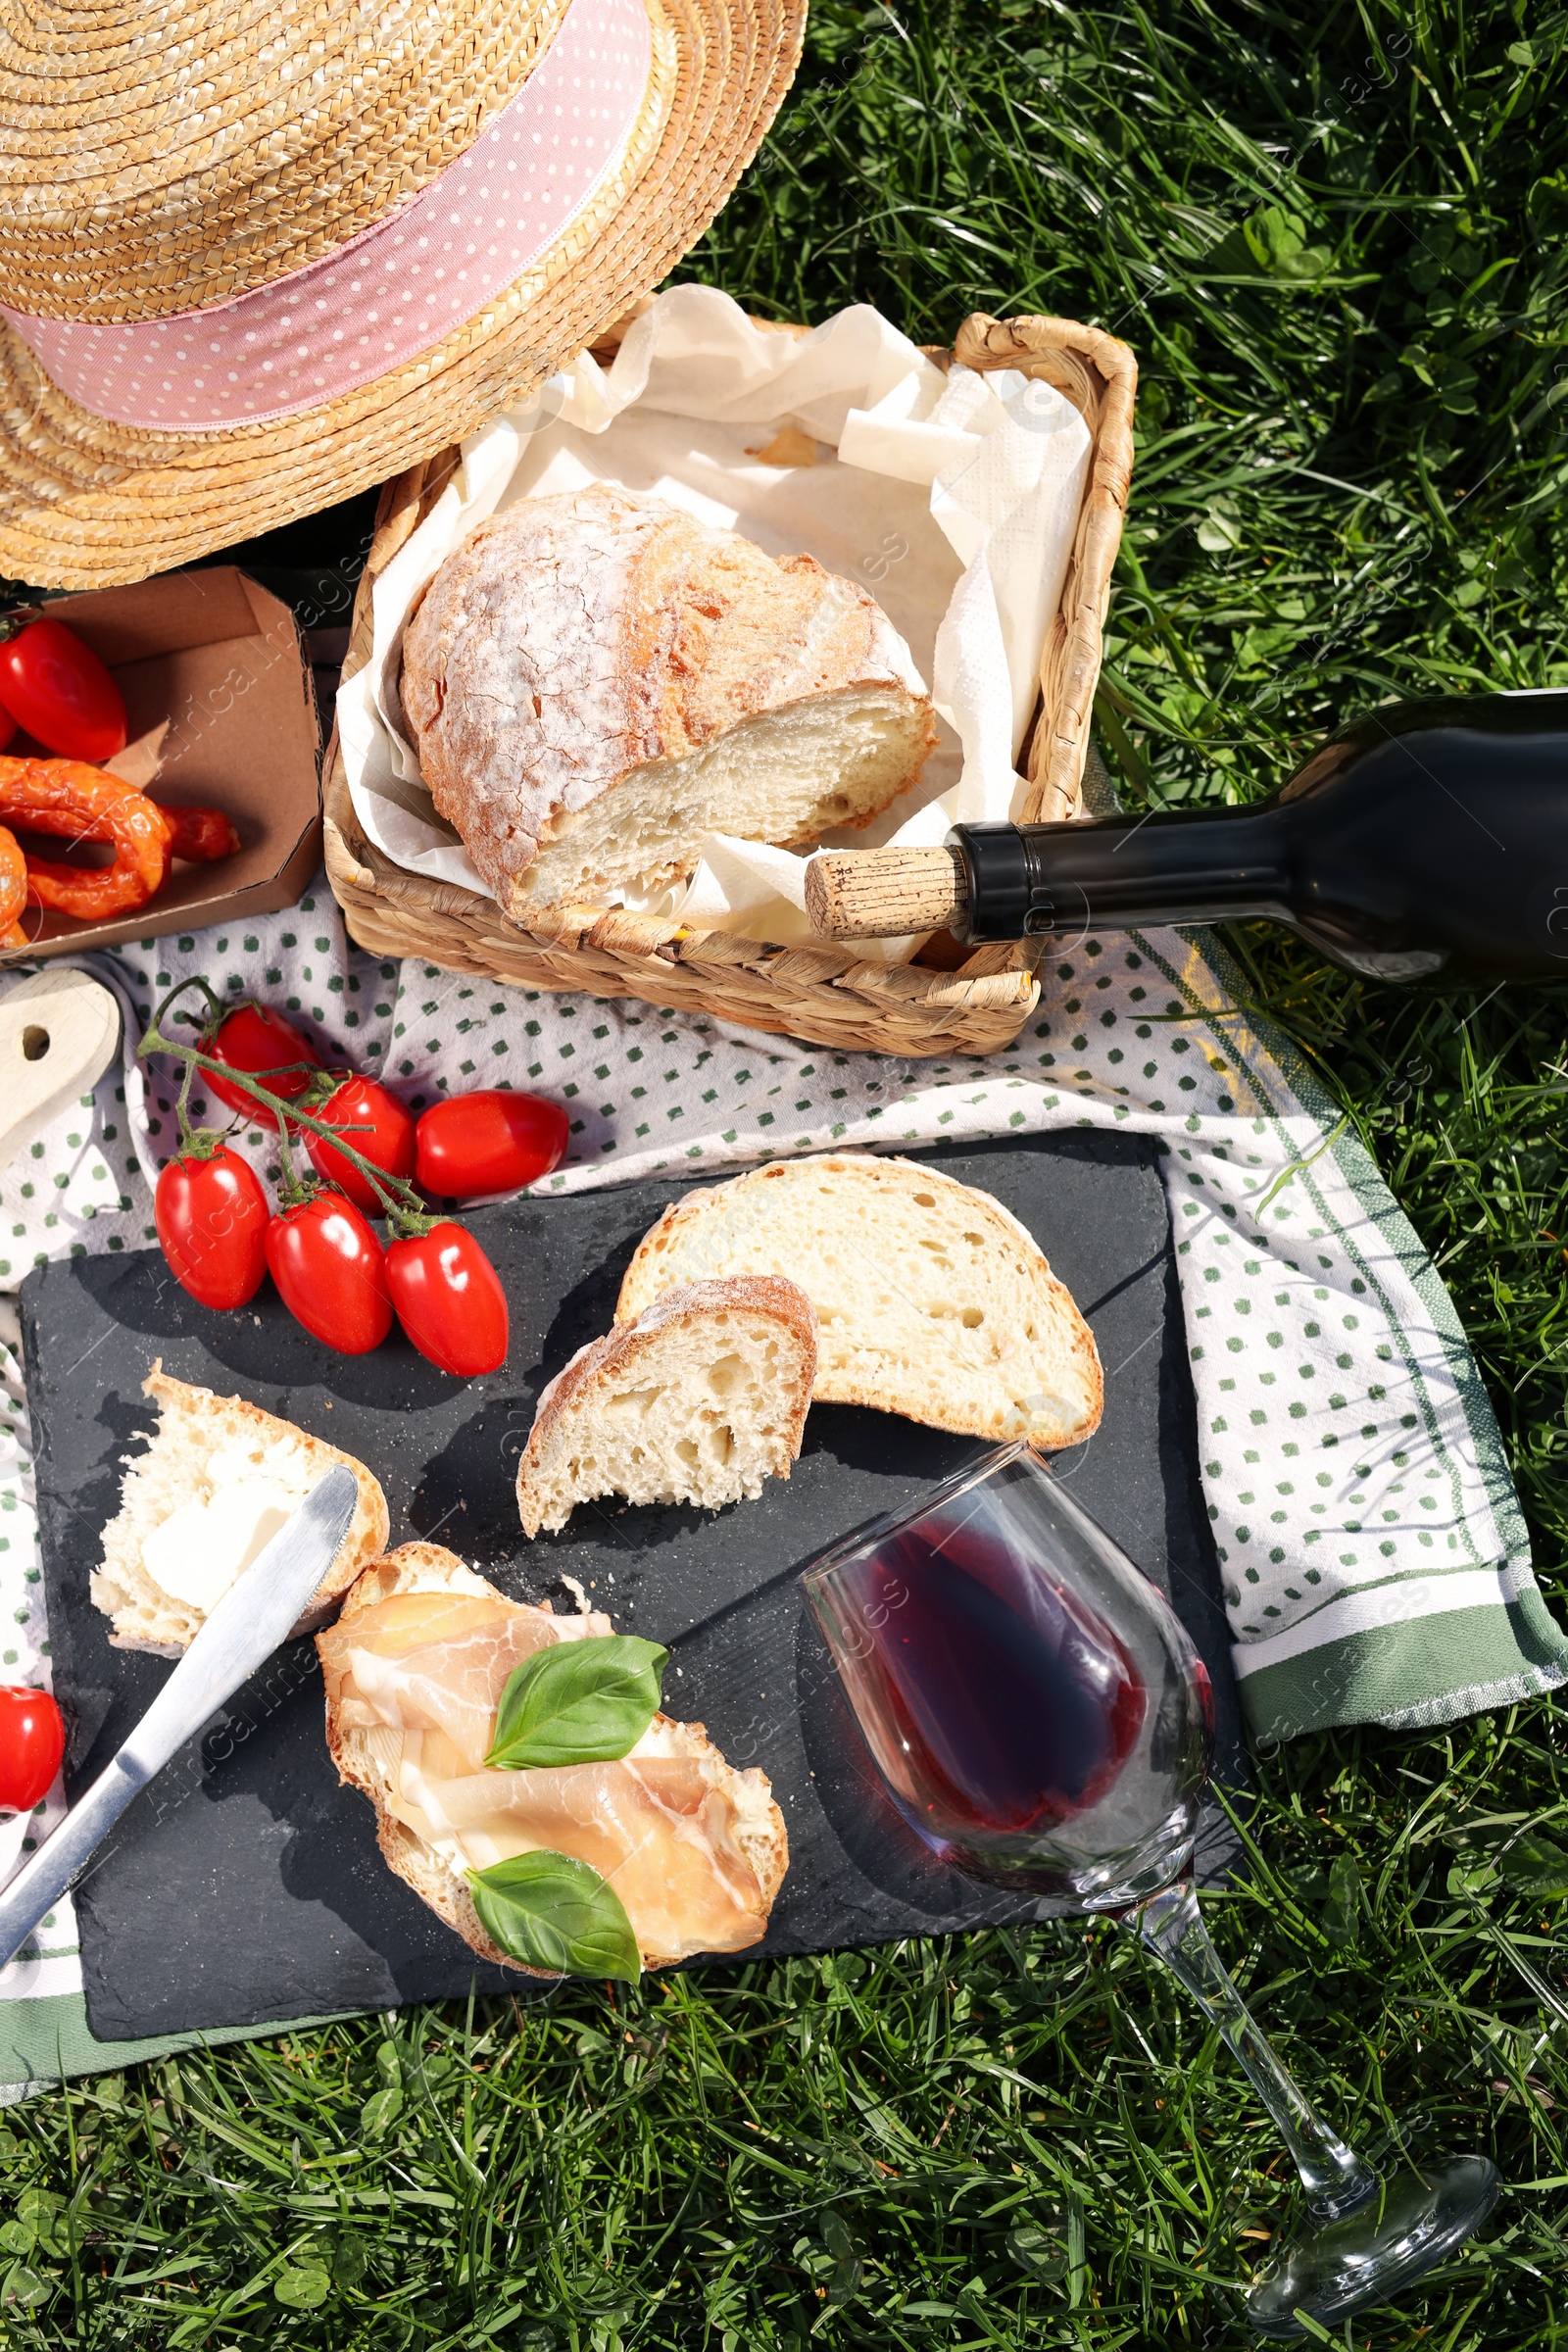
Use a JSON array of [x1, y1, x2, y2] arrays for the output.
[[801, 1442, 1499, 2339]]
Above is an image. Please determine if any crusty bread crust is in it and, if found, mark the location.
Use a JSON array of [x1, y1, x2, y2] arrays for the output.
[[399, 483, 936, 913], [614, 1152, 1104, 1449], [320, 1543, 789, 1976], [93, 1362, 391, 1656], [515, 1274, 817, 1537]]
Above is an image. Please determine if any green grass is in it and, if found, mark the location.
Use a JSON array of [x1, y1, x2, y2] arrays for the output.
[[7, 1, 1568, 2343]]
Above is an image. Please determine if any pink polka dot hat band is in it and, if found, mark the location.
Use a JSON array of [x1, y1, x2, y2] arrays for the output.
[[1, 0, 652, 435]]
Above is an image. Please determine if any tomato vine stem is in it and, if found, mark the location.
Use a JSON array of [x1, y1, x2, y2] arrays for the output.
[[140, 980, 440, 1234]]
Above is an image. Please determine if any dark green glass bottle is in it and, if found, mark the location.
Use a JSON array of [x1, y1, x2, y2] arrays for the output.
[[952, 693, 1568, 982]]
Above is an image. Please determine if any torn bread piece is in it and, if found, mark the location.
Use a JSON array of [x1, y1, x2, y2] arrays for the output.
[[515, 1275, 817, 1538], [318, 1543, 788, 1973], [615, 1152, 1103, 1449], [92, 1364, 389, 1654]]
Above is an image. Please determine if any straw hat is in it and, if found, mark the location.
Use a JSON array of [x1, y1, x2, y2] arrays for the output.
[[0, 0, 805, 589]]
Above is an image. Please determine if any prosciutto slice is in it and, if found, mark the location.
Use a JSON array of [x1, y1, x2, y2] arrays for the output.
[[318, 1591, 610, 1770], [320, 1588, 771, 1959]]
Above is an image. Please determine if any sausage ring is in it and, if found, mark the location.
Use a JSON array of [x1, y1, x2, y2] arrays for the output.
[[0, 756, 171, 921], [0, 824, 25, 934]]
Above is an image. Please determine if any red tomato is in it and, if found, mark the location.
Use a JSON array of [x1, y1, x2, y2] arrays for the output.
[[205, 1004, 323, 1130], [414, 1091, 568, 1200], [306, 1075, 417, 1214], [0, 616, 127, 762], [155, 1146, 270, 1310], [386, 1223, 510, 1376], [265, 1195, 392, 1355], [0, 1687, 65, 1811]]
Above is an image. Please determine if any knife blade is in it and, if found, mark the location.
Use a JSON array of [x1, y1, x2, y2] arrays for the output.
[[0, 1462, 359, 1969]]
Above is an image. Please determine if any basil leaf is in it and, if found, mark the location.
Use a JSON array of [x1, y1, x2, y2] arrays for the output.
[[484, 1635, 668, 1769], [468, 1850, 641, 1982]]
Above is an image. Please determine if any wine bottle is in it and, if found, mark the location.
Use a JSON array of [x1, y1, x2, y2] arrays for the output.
[[806, 692, 1568, 982]]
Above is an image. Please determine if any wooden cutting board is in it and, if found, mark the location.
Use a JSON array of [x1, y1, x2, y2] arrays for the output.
[[21, 1133, 1244, 2041]]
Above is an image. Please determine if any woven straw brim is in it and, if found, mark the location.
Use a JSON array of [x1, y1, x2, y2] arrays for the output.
[[0, 0, 576, 322], [0, 0, 804, 590]]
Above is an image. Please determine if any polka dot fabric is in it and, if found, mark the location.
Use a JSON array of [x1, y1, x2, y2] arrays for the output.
[[0, 881, 1559, 2012], [0, 0, 652, 434]]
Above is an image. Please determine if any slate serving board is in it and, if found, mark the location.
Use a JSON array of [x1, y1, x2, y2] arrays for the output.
[[21, 1133, 1244, 2042]]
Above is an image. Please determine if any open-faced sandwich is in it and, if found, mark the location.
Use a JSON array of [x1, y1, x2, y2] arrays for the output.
[[318, 1543, 788, 1978]]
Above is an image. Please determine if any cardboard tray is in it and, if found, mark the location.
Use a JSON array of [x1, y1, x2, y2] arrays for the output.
[[23, 1133, 1245, 2041], [0, 566, 321, 961]]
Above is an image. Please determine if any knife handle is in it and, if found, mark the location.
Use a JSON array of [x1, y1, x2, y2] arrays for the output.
[[0, 1464, 360, 1969], [0, 1752, 150, 1967]]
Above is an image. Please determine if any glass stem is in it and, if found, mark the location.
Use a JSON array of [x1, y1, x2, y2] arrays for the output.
[[1132, 1881, 1381, 2222]]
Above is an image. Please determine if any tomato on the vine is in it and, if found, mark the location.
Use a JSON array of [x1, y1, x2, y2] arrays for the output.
[[414, 1090, 568, 1200], [204, 1004, 323, 1130], [0, 615, 127, 762], [265, 1194, 392, 1355], [386, 1223, 509, 1376], [155, 1145, 270, 1310], [306, 1075, 417, 1214], [0, 1686, 65, 1811]]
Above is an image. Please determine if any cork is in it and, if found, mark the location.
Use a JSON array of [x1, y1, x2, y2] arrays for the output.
[[806, 847, 967, 941]]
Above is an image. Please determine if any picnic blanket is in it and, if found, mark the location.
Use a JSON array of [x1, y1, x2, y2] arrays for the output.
[[0, 859, 1558, 2095]]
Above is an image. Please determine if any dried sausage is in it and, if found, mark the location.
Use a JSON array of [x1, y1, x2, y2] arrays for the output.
[[0, 756, 171, 920], [162, 803, 240, 862], [0, 824, 24, 932]]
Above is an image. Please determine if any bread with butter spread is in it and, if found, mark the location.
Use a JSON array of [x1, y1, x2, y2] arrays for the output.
[[92, 1364, 389, 1655]]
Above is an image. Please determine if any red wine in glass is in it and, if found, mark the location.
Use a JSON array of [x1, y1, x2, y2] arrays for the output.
[[807, 1446, 1209, 1907], [803, 1444, 1498, 2336], [827, 1517, 1149, 1863]]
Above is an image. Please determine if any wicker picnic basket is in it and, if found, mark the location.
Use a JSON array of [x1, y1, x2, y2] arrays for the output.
[[322, 309, 1136, 1057]]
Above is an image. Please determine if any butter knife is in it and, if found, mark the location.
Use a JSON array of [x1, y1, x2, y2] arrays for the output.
[[0, 1462, 359, 1969]]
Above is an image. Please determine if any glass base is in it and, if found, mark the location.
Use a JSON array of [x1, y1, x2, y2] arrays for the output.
[[1246, 2154, 1500, 2339]]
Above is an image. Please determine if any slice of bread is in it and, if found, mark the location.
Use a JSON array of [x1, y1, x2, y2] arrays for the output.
[[515, 1275, 817, 1538], [615, 1153, 1102, 1449], [92, 1363, 390, 1655], [319, 1543, 788, 1974]]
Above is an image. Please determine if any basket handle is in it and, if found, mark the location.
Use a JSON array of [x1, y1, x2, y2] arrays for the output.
[[954, 315, 1137, 823]]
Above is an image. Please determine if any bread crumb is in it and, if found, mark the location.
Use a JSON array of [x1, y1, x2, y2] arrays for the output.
[[746, 427, 818, 467]]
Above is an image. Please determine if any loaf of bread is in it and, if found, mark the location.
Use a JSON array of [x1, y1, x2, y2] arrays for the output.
[[399, 484, 937, 914], [93, 1365, 390, 1654], [515, 1275, 817, 1537], [615, 1153, 1103, 1450], [318, 1543, 788, 1973]]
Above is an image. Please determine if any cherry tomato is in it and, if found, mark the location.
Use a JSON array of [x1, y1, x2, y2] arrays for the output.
[[306, 1075, 417, 1214], [265, 1195, 392, 1355], [0, 615, 127, 762], [415, 1090, 568, 1200], [386, 1223, 510, 1376], [204, 1004, 323, 1130], [0, 1686, 65, 1811], [155, 1145, 270, 1310]]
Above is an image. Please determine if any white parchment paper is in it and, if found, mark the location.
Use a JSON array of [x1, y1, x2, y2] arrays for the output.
[[337, 284, 1091, 959]]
